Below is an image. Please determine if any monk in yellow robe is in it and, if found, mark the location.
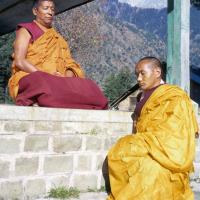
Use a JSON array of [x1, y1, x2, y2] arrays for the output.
[[107, 57, 199, 200], [8, 0, 84, 100]]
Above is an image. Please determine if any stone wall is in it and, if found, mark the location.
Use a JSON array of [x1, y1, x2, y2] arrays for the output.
[[0, 105, 199, 199], [0, 105, 132, 199]]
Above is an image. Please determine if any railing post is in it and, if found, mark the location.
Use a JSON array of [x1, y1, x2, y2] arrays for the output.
[[167, 0, 190, 94]]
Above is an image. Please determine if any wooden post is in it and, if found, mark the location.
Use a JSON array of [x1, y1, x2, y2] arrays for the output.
[[167, 0, 190, 94]]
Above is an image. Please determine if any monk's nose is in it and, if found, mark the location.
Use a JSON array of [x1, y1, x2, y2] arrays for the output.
[[137, 74, 142, 82], [47, 8, 54, 16]]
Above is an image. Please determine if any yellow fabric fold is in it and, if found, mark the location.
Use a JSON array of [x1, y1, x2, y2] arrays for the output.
[[107, 84, 198, 200], [8, 28, 85, 99]]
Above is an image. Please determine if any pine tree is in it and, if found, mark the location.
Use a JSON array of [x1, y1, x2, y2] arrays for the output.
[[103, 68, 136, 104]]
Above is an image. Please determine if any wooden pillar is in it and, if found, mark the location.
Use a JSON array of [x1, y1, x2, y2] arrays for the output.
[[167, 0, 190, 94]]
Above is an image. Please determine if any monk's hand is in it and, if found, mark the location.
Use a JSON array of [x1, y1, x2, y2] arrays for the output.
[[65, 69, 75, 77], [53, 71, 64, 77]]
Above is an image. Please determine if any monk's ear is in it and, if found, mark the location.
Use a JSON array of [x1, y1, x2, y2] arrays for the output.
[[32, 8, 37, 16], [154, 67, 161, 78]]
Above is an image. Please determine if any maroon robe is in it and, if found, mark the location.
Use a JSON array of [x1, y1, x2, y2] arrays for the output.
[[16, 71, 108, 110]]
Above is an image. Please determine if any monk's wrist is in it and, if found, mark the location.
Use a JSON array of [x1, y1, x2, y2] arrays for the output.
[[65, 69, 75, 77]]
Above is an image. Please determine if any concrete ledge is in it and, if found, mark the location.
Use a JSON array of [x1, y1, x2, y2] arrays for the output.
[[0, 105, 132, 123]]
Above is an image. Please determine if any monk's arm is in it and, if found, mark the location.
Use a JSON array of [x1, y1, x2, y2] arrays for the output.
[[59, 41, 85, 78], [13, 28, 39, 73]]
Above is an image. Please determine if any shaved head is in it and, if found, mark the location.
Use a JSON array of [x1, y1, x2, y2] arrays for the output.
[[32, 0, 55, 28], [135, 57, 163, 91], [33, 0, 54, 8], [137, 57, 163, 78]]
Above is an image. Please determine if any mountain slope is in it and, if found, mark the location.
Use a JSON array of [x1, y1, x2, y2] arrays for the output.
[[54, 0, 166, 85], [102, 0, 200, 68]]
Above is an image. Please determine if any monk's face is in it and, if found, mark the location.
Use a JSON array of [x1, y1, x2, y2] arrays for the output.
[[135, 60, 161, 91], [33, 1, 55, 28]]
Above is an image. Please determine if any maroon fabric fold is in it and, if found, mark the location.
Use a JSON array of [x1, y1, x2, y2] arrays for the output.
[[17, 21, 44, 43], [16, 71, 108, 110]]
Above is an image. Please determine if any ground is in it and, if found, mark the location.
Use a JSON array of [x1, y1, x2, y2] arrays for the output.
[[36, 191, 200, 200]]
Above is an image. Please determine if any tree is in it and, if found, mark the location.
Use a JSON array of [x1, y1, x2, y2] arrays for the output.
[[0, 32, 15, 103], [103, 68, 136, 104]]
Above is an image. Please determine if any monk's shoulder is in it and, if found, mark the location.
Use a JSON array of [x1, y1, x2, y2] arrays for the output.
[[160, 84, 187, 97], [151, 84, 190, 106], [17, 22, 34, 31]]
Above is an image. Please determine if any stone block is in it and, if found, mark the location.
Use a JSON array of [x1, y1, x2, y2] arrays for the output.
[[34, 121, 61, 132], [0, 160, 10, 178], [104, 137, 119, 150], [53, 136, 82, 152], [79, 192, 107, 199], [15, 157, 39, 176], [72, 174, 98, 191], [194, 191, 200, 200], [0, 181, 23, 199], [75, 155, 92, 171], [100, 173, 107, 188], [49, 175, 70, 188], [62, 122, 83, 134], [85, 136, 102, 151], [191, 181, 200, 193], [110, 123, 132, 135], [195, 150, 200, 163], [43, 156, 73, 174], [62, 122, 99, 134], [0, 121, 3, 132], [196, 138, 200, 150], [24, 135, 49, 152], [24, 179, 46, 198], [0, 138, 21, 154], [193, 163, 200, 179], [95, 155, 106, 170], [4, 120, 30, 132]]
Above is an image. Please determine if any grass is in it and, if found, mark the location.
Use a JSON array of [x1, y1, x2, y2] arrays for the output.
[[80, 128, 98, 135], [87, 186, 106, 192], [48, 186, 80, 199], [89, 128, 98, 135]]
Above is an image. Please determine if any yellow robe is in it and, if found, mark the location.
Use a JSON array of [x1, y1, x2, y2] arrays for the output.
[[8, 28, 85, 99], [107, 84, 199, 200]]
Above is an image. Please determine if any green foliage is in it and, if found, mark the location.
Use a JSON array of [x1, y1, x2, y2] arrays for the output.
[[87, 186, 106, 192], [103, 68, 136, 104], [0, 32, 15, 103], [48, 186, 80, 199]]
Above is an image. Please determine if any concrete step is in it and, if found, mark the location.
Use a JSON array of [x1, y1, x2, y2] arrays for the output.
[[195, 192, 200, 200], [36, 192, 107, 200], [0, 104, 133, 135], [36, 191, 200, 200]]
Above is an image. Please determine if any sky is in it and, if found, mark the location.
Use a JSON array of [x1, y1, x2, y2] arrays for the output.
[[118, 0, 167, 9]]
